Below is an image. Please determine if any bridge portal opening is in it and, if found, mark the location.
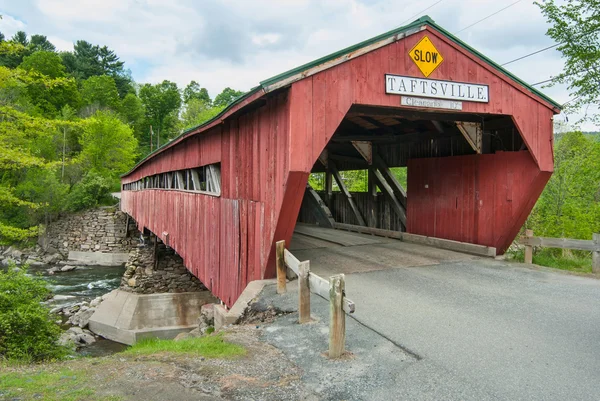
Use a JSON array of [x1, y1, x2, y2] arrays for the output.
[[295, 104, 527, 241]]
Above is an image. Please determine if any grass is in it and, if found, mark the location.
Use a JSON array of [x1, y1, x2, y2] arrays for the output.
[[122, 333, 246, 358], [0, 367, 121, 401], [508, 248, 593, 273]]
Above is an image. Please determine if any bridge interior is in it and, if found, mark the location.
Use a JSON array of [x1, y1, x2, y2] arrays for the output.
[[297, 104, 526, 235], [290, 223, 473, 278]]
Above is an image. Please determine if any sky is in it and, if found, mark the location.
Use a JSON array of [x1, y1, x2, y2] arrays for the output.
[[0, 0, 595, 130]]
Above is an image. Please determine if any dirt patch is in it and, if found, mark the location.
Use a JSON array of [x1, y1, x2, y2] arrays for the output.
[[1, 327, 316, 401]]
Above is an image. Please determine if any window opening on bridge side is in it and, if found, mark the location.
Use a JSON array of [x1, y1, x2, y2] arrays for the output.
[[122, 163, 221, 196]]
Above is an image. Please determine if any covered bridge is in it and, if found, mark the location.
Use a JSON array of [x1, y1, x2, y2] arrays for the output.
[[121, 16, 560, 306]]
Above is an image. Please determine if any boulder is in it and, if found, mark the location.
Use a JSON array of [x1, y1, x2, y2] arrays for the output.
[[68, 307, 95, 328], [25, 257, 45, 267], [58, 327, 96, 347], [89, 296, 103, 308], [60, 265, 77, 272]]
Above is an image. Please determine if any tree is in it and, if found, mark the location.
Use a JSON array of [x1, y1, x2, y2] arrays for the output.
[[78, 110, 138, 179], [181, 98, 223, 130], [29, 34, 56, 52], [119, 92, 146, 142], [80, 75, 120, 110], [0, 41, 28, 68], [536, 0, 600, 123], [10, 31, 28, 46], [139, 80, 181, 147], [183, 80, 210, 105], [19, 51, 66, 78], [213, 87, 245, 108]]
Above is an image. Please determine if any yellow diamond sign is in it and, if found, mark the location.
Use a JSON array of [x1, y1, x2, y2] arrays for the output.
[[409, 36, 444, 78]]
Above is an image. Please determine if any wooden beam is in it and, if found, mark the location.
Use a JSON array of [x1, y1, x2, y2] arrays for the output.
[[325, 169, 333, 206], [333, 223, 498, 257], [284, 249, 355, 314], [521, 235, 600, 252], [524, 229, 533, 264], [329, 274, 346, 359], [298, 261, 311, 323], [367, 166, 378, 228], [304, 185, 335, 228], [372, 152, 407, 209], [276, 240, 286, 294], [329, 161, 366, 226], [456, 121, 482, 154], [351, 141, 372, 164], [328, 154, 369, 166], [593, 234, 600, 274], [371, 168, 407, 228]]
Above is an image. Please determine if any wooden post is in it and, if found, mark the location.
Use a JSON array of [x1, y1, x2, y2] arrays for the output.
[[524, 229, 533, 264], [325, 169, 333, 207], [276, 240, 287, 294], [593, 233, 600, 274], [298, 261, 311, 323], [329, 274, 345, 358]]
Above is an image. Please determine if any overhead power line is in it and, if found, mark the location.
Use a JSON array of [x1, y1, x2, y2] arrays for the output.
[[501, 26, 600, 66], [455, 0, 523, 34], [399, 0, 445, 27]]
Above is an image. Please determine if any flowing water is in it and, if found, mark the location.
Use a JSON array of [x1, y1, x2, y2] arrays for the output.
[[27, 264, 128, 356]]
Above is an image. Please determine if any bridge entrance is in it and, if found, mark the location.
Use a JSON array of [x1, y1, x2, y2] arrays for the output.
[[296, 104, 526, 248]]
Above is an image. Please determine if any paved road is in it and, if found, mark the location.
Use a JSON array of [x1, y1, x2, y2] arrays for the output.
[[290, 231, 600, 400]]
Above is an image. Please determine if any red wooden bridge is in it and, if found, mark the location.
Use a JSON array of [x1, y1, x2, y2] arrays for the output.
[[121, 16, 560, 307]]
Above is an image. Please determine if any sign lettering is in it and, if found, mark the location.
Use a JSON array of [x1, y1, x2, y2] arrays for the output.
[[401, 96, 463, 111], [385, 74, 490, 103], [409, 36, 444, 77]]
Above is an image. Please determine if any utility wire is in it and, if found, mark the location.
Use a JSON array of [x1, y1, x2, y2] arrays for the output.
[[501, 26, 600, 66], [399, 0, 445, 27], [455, 0, 523, 34]]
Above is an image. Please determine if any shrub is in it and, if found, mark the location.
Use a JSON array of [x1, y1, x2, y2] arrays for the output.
[[0, 264, 67, 362], [65, 171, 114, 212]]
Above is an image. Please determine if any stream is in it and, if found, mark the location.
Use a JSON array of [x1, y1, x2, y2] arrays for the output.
[[28, 264, 128, 356]]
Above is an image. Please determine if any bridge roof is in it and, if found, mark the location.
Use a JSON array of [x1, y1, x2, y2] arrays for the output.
[[124, 15, 561, 177]]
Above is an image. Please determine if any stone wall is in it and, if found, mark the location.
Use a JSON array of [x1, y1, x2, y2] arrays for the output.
[[121, 241, 206, 294], [43, 207, 138, 256]]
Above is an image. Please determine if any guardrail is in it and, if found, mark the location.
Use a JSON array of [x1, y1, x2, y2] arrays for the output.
[[521, 230, 600, 273], [275, 240, 355, 358]]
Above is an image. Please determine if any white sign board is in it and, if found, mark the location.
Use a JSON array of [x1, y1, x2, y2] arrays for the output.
[[386, 74, 489, 103], [401, 96, 463, 110]]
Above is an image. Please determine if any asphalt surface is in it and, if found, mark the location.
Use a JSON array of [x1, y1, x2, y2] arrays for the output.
[[275, 231, 600, 400]]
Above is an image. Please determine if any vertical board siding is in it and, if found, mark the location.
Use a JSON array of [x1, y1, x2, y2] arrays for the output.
[[122, 23, 555, 306]]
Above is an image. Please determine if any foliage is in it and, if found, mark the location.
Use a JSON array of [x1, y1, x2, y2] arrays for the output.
[[19, 50, 65, 78], [183, 80, 210, 105], [213, 87, 245, 108], [527, 131, 600, 239], [181, 98, 224, 130], [65, 171, 113, 212], [79, 111, 138, 179], [80, 75, 120, 111], [0, 265, 67, 362], [123, 334, 246, 358], [536, 0, 600, 123], [139, 80, 181, 146], [507, 247, 592, 274]]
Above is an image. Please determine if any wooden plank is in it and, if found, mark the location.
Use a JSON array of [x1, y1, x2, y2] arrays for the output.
[[304, 186, 335, 228], [333, 222, 497, 257], [593, 234, 599, 274], [329, 161, 366, 226], [284, 248, 355, 314], [521, 236, 600, 252], [524, 229, 533, 264], [276, 240, 286, 294], [371, 168, 407, 228], [328, 274, 346, 359], [372, 152, 407, 208], [294, 224, 382, 246], [298, 260, 311, 323]]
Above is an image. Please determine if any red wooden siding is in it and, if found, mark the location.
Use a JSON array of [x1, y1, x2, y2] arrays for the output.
[[406, 151, 551, 253], [121, 23, 555, 307]]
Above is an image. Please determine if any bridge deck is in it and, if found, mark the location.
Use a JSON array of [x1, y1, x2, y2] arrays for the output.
[[290, 224, 474, 277]]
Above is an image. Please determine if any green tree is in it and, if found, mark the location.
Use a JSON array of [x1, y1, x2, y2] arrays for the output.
[[213, 87, 244, 108], [528, 131, 600, 239], [119, 92, 146, 140], [536, 0, 600, 123], [0, 41, 28, 68], [10, 31, 28, 46], [181, 98, 223, 130], [78, 110, 138, 179], [29, 34, 56, 52], [139, 80, 181, 148], [19, 51, 65, 78], [183, 80, 210, 104], [80, 75, 120, 111]]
